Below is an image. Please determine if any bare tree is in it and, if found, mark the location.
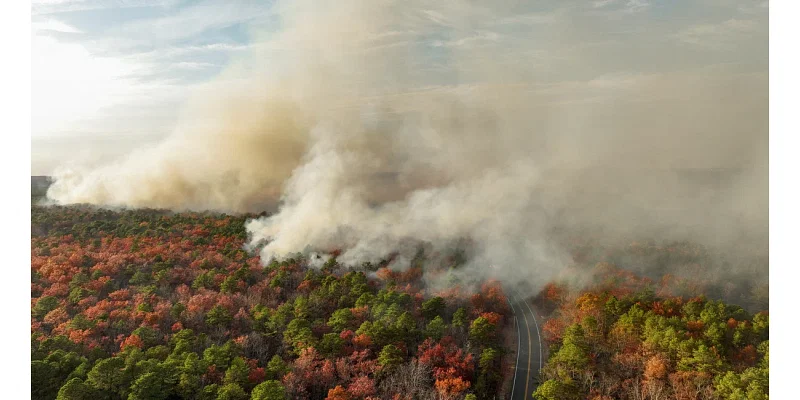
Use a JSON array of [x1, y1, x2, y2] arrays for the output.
[[379, 360, 437, 400]]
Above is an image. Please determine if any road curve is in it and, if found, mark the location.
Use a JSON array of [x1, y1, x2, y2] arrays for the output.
[[507, 288, 544, 400]]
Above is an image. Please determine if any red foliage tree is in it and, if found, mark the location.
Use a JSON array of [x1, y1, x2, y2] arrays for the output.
[[434, 376, 470, 399], [121, 334, 144, 351], [353, 334, 372, 349], [326, 385, 350, 400], [346, 375, 376, 398]]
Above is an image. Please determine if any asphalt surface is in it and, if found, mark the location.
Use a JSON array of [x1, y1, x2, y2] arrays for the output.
[[507, 288, 544, 400]]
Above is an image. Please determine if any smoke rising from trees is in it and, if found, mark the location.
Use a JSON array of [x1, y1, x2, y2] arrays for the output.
[[46, 1, 768, 289]]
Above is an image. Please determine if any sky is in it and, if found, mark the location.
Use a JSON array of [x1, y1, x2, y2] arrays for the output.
[[31, 0, 268, 174], [31, 0, 768, 176]]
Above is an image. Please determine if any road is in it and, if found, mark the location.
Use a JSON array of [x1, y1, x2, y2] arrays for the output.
[[507, 288, 544, 400]]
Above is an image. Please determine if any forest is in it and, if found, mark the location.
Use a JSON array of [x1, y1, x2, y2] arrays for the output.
[[31, 205, 768, 400], [532, 248, 769, 400], [32, 205, 512, 400]]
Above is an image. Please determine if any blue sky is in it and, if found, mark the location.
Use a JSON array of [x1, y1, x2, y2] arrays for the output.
[[31, 0, 768, 175]]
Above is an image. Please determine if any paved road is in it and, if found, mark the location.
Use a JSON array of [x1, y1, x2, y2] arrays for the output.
[[507, 288, 544, 400]]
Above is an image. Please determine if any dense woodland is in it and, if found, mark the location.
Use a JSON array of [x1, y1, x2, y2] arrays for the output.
[[31, 204, 769, 400], [32, 205, 512, 400], [533, 257, 769, 399]]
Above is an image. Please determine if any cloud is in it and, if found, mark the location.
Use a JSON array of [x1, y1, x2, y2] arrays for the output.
[[431, 31, 502, 49], [32, 34, 136, 134], [122, 43, 251, 64], [30, 1, 257, 148], [31, 19, 82, 33], [674, 18, 760, 49], [31, 0, 175, 15], [170, 61, 218, 70], [493, 12, 559, 27], [591, 0, 650, 14], [593, 0, 617, 7], [31, 24, 191, 145], [738, 1, 769, 14], [106, 1, 270, 46]]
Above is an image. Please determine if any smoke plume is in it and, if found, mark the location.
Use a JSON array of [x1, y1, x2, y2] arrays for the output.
[[46, 1, 768, 289]]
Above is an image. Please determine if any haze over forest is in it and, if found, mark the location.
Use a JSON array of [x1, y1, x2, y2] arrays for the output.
[[34, 0, 768, 291]]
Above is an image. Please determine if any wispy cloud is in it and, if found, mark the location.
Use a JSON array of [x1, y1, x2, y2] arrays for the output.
[[119, 43, 250, 64], [31, 19, 82, 33], [591, 0, 650, 14], [738, 1, 769, 15], [674, 18, 760, 49], [31, 0, 262, 143], [431, 31, 502, 49], [592, 0, 617, 8], [170, 61, 218, 70], [108, 1, 269, 46], [31, 0, 176, 15], [492, 10, 561, 27]]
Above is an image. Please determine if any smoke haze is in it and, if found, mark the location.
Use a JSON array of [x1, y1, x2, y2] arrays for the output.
[[45, 1, 768, 288]]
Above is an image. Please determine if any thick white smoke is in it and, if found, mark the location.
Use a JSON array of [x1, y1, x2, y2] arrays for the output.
[[46, 0, 768, 289]]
